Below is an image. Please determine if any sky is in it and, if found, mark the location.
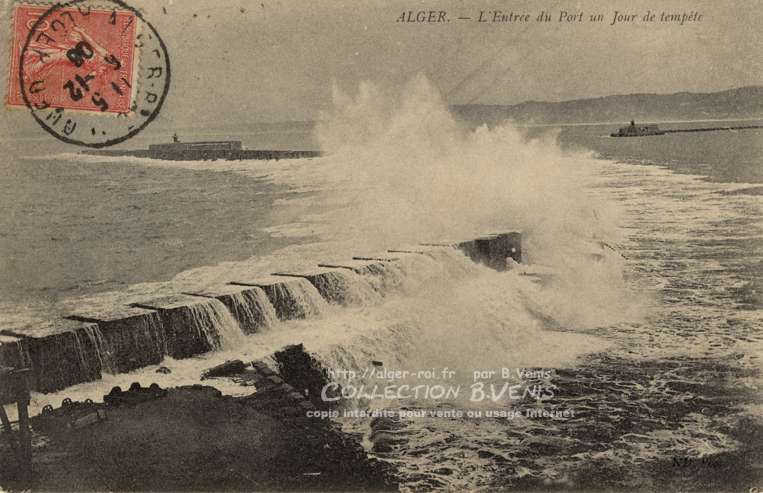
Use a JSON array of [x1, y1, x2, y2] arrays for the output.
[[1, 0, 761, 127]]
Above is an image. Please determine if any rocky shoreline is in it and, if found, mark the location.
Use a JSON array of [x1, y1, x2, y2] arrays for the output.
[[0, 377, 396, 491]]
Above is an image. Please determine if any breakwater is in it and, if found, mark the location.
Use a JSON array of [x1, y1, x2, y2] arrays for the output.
[[611, 124, 763, 138], [663, 124, 763, 134], [0, 233, 521, 403], [81, 148, 322, 161]]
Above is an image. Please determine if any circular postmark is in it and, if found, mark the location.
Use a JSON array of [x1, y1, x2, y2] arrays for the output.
[[17, 0, 170, 147]]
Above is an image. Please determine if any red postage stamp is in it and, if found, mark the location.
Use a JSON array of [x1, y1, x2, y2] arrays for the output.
[[7, 3, 137, 114]]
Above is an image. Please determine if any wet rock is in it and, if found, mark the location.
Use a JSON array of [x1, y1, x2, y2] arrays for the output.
[[201, 359, 247, 380], [70, 409, 107, 429], [104, 382, 167, 407], [23, 387, 398, 492], [251, 360, 276, 377], [273, 345, 333, 408], [33, 397, 107, 436]]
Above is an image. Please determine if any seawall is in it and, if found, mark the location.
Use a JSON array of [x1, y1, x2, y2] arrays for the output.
[[81, 149, 322, 161], [0, 232, 522, 403]]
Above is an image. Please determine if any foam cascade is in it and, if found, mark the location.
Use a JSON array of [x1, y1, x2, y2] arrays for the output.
[[268, 278, 328, 319], [186, 299, 246, 351], [227, 288, 279, 331], [314, 270, 382, 306], [79, 324, 112, 374]]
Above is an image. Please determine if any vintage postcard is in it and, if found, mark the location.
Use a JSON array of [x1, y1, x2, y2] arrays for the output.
[[0, 0, 761, 491]]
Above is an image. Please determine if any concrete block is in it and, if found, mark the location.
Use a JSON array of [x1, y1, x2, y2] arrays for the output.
[[230, 275, 324, 320], [490, 232, 523, 264], [0, 334, 26, 370], [352, 255, 400, 262], [185, 285, 275, 334], [387, 249, 429, 255], [0, 335, 27, 404], [2, 319, 104, 393], [419, 241, 458, 247], [459, 232, 522, 270], [130, 295, 226, 359], [67, 305, 165, 373], [318, 260, 387, 276], [272, 267, 357, 305]]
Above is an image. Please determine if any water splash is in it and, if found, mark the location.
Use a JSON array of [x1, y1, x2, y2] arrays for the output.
[[227, 287, 279, 332], [86, 310, 165, 374], [269, 277, 328, 319], [186, 299, 246, 350], [79, 324, 111, 374], [310, 270, 383, 306]]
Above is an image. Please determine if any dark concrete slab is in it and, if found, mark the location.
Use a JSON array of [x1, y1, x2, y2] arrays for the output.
[[318, 260, 387, 275], [130, 295, 227, 359], [458, 231, 522, 270], [2, 319, 104, 393], [67, 305, 165, 373], [230, 276, 324, 320], [271, 267, 354, 305], [185, 285, 275, 334]]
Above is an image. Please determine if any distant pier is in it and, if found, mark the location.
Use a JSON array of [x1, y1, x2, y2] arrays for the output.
[[662, 124, 763, 134], [82, 138, 321, 161], [612, 120, 763, 137]]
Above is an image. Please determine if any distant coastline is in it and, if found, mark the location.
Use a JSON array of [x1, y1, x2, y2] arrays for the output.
[[165, 87, 763, 133], [451, 86, 763, 127], [505, 116, 763, 128]]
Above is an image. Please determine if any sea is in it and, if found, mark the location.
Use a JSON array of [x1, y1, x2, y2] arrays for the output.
[[1, 79, 761, 491]]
